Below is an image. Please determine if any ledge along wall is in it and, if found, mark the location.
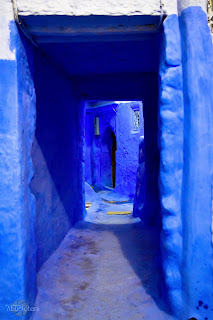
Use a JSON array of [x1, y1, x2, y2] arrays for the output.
[[31, 50, 86, 271], [0, 1, 37, 319]]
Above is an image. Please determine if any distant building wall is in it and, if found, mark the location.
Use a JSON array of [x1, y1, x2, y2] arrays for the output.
[[85, 101, 143, 197], [115, 102, 143, 197]]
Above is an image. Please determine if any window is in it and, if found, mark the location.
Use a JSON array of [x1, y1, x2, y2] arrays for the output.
[[133, 110, 140, 130], [94, 117, 100, 135], [131, 104, 140, 131]]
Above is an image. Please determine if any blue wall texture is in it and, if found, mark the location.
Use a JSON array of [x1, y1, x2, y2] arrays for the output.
[[0, 23, 36, 320], [85, 102, 143, 198], [158, 14, 184, 316], [31, 50, 86, 271], [179, 7, 213, 320], [159, 7, 213, 319]]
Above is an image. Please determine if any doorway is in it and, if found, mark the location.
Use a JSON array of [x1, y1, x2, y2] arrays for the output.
[[112, 131, 117, 188]]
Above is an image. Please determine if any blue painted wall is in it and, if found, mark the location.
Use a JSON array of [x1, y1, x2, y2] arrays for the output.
[[85, 102, 143, 198], [115, 102, 143, 197], [158, 7, 213, 319], [158, 14, 184, 316], [0, 22, 36, 320], [0, 17, 160, 319], [179, 7, 213, 320], [31, 50, 86, 271]]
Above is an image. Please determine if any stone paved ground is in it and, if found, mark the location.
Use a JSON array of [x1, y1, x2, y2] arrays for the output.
[[31, 191, 174, 320]]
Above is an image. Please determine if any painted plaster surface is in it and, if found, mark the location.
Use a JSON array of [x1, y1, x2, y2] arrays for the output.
[[31, 51, 85, 271], [17, 0, 177, 16], [179, 6, 213, 319], [16, 31, 37, 315], [0, 8, 36, 320], [158, 14, 184, 316], [31, 185, 172, 320]]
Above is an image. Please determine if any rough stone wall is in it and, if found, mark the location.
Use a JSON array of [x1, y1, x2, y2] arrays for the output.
[[16, 0, 177, 16], [31, 52, 85, 271], [158, 14, 184, 315]]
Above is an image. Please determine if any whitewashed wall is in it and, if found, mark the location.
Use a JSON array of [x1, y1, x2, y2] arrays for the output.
[[16, 0, 178, 16], [0, 0, 15, 60]]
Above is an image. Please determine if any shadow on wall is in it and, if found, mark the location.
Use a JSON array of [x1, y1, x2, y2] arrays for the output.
[[133, 136, 146, 219], [30, 51, 85, 271]]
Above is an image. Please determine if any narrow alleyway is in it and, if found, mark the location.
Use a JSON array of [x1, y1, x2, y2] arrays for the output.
[[32, 186, 173, 320]]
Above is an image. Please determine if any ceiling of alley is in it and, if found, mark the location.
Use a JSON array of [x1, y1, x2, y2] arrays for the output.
[[20, 15, 162, 77]]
